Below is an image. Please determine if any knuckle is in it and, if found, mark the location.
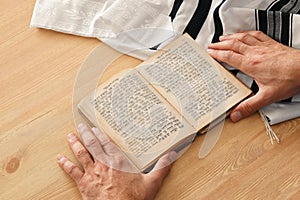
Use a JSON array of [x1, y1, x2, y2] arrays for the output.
[[101, 137, 112, 145], [224, 50, 234, 60], [64, 161, 75, 173], [85, 137, 98, 148], [158, 159, 171, 168], [113, 155, 126, 166], [76, 148, 89, 158], [233, 40, 245, 52], [254, 47, 268, 55], [261, 91, 273, 104], [66, 165, 76, 174], [104, 142, 118, 153], [244, 57, 259, 67], [239, 32, 249, 41], [98, 135, 111, 146], [254, 30, 264, 37], [242, 101, 255, 115], [94, 159, 110, 171], [227, 39, 237, 47]]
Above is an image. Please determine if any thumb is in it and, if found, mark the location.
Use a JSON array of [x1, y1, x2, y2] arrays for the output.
[[230, 92, 268, 122], [144, 151, 177, 192]]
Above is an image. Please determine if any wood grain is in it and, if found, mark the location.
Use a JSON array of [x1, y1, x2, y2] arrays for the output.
[[0, 1, 299, 199]]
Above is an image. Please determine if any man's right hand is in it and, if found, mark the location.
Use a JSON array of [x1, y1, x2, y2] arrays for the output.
[[207, 31, 300, 122]]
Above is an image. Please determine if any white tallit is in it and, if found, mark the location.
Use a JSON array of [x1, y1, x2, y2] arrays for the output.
[[30, 0, 300, 125]]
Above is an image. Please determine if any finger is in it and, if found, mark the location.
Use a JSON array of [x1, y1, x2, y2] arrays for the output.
[[245, 31, 271, 42], [57, 154, 84, 184], [77, 123, 107, 162], [230, 91, 270, 122], [145, 151, 177, 185], [219, 32, 262, 46], [221, 31, 271, 43], [91, 127, 122, 156], [68, 133, 94, 170], [91, 128, 137, 171], [208, 39, 249, 55], [207, 48, 245, 71], [91, 127, 111, 146]]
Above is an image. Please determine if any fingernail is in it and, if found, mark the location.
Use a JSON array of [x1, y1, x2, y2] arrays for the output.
[[168, 151, 178, 163], [206, 49, 214, 54], [68, 133, 76, 142], [56, 154, 64, 163], [232, 111, 242, 122], [78, 123, 85, 130], [219, 35, 226, 40], [220, 34, 230, 39]]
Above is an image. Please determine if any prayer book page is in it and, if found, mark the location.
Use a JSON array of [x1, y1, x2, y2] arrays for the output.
[[78, 69, 196, 171], [137, 34, 251, 130]]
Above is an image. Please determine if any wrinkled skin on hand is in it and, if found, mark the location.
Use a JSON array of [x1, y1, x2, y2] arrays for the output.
[[207, 31, 300, 122], [57, 123, 177, 200]]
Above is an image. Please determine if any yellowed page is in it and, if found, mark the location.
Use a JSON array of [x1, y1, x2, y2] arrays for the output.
[[78, 69, 196, 171], [137, 34, 251, 130]]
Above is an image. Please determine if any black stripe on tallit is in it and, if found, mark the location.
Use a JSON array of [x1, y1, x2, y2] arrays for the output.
[[281, 97, 293, 102], [257, 10, 268, 34], [290, 13, 293, 46], [211, 0, 226, 43], [229, 69, 240, 76], [150, 0, 184, 50], [272, 11, 276, 38], [268, 0, 291, 11], [250, 81, 259, 94], [269, 0, 300, 14], [183, 0, 212, 39], [169, 0, 184, 21], [256, 9, 292, 46], [286, 0, 299, 13], [297, 6, 300, 13], [281, 12, 291, 45]]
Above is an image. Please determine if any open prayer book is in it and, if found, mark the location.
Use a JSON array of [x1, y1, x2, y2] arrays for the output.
[[78, 34, 252, 172]]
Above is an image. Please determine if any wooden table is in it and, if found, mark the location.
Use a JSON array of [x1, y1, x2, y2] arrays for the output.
[[1, 1, 299, 199]]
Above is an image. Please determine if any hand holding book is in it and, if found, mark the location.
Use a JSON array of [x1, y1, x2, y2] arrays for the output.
[[208, 31, 300, 122]]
